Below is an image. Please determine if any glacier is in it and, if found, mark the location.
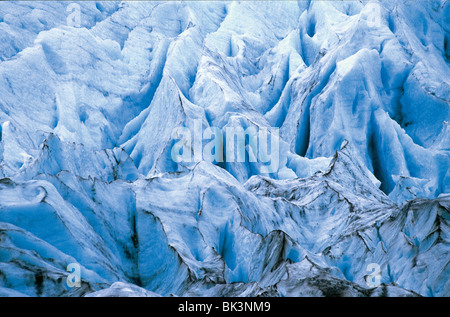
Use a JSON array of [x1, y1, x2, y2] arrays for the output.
[[0, 0, 449, 297]]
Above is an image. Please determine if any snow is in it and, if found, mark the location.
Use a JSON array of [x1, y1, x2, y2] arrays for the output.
[[0, 0, 448, 297], [85, 282, 161, 297]]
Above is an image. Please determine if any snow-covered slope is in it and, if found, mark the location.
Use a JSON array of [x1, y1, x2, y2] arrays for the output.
[[0, 1, 448, 297]]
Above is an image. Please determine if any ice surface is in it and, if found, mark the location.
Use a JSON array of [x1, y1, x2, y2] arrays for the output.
[[0, 1, 448, 297]]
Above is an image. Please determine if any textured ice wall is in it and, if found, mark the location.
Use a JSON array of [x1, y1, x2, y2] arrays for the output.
[[0, 1, 448, 297]]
